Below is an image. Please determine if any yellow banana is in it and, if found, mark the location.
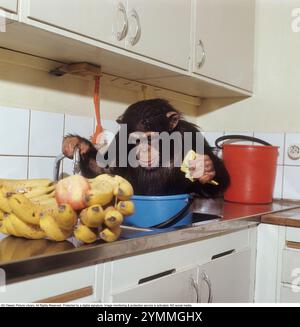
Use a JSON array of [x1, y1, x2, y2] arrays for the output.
[[86, 180, 114, 206], [0, 189, 12, 213], [0, 209, 5, 221], [0, 178, 53, 190], [30, 191, 55, 204], [89, 174, 118, 188], [7, 193, 41, 225], [80, 205, 104, 228], [113, 181, 134, 201], [0, 220, 8, 235], [104, 209, 123, 229], [55, 204, 77, 230], [40, 213, 72, 242], [99, 226, 121, 243], [25, 185, 56, 199], [74, 224, 98, 244], [9, 213, 46, 240], [116, 201, 135, 216], [2, 214, 23, 237]]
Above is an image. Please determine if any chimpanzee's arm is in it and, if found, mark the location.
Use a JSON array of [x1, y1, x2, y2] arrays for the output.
[[62, 135, 105, 178]]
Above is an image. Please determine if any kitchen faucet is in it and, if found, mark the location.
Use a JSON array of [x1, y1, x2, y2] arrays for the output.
[[53, 147, 81, 181]]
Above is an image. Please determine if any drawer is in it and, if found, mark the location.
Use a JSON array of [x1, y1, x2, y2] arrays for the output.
[[286, 227, 300, 243], [282, 248, 300, 284], [0, 266, 97, 303], [110, 229, 251, 292], [280, 284, 300, 303]]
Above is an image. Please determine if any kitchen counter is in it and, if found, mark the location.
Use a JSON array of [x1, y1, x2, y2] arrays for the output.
[[261, 207, 300, 227], [0, 198, 299, 285]]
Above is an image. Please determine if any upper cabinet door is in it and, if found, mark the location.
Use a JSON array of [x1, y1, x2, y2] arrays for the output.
[[0, 0, 18, 13], [27, 0, 127, 47], [126, 0, 192, 70], [193, 0, 255, 91]]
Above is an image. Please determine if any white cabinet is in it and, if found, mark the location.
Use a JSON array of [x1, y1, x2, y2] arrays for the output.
[[112, 268, 198, 303], [0, 266, 97, 303], [198, 249, 252, 303], [102, 228, 257, 303], [0, 0, 18, 13], [193, 0, 255, 91], [27, 0, 126, 47], [126, 0, 191, 69], [27, 0, 191, 70], [255, 224, 300, 303]]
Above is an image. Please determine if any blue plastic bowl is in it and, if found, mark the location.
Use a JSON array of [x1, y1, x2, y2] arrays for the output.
[[124, 194, 192, 228]]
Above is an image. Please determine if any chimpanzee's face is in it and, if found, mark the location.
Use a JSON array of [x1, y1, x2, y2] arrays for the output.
[[117, 99, 180, 169]]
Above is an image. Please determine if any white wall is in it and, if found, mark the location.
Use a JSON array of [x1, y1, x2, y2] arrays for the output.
[[197, 0, 300, 132]]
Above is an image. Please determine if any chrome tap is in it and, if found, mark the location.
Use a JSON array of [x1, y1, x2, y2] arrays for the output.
[[73, 147, 81, 175], [53, 154, 65, 181], [53, 147, 81, 181]]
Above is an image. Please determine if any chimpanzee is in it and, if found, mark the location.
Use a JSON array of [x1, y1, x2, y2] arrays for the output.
[[62, 99, 229, 196]]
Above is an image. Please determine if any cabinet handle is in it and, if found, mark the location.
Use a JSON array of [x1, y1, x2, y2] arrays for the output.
[[128, 9, 141, 46], [191, 278, 201, 303], [116, 3, 128, 41], [197, 39, 206, 69], [201, 271, 213, 303]]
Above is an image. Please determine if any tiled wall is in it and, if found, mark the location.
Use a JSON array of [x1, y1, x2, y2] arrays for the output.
[[0, 106, 118, 180], [203, 131, 300, 200], [1, 106, 299, 201]]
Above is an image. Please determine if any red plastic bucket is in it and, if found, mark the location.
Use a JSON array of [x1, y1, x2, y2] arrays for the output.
[[215, 135, 279, 204]]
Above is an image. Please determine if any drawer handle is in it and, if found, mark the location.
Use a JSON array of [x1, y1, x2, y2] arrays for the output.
[[286, 241, 300, 250], [116, 3, 128, 41], [128, 9, 141, 46], [191, 278, 200, 303], [36, 286, 93, 303], [211, 249, 236, 260], [201, 271, 213, 303], [138, 269, 176, 285], [197, 39, 206, 69]]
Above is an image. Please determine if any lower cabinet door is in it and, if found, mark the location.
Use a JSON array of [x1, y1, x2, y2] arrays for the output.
[[280, 284, 300, 303], [111, 268, 198, 303], [198, 249, 252, 303], [0, 266, 96, 303]]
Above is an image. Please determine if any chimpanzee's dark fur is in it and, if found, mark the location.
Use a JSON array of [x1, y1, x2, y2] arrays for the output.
[[75, 99, 230, 196]]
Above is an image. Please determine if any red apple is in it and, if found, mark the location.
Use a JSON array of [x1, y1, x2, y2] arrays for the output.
[[55, 175, 90, 210]]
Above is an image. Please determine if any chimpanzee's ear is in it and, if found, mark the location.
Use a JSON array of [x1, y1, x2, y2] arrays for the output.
[[166, 111, 180, 130], [116, 115, 124, 124]]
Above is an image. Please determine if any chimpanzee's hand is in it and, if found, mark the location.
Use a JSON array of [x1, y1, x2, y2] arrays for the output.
[[188, 154, 216, 184], [62, 136, 91, 159]]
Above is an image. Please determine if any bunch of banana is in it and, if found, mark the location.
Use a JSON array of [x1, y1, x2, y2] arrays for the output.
[[88, 174, 134, 203], [0, 178, 56, 206], [0, 189, 77, 241], [39, 203, 77, 242]]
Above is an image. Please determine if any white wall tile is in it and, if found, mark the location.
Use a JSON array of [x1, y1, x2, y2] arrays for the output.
[[62, 158, 74, 177], [202, 131, 224, 148], [283, 166, 300, 200], [64, 115, 94, 139], [223, 132, 254, 145], [0, 156, 28, 179], [28, 157, 56, 180], [0, 106, 29, 155], [284, 133, 300, 166], [29, 110, 64, 157], [253, 132, 285, 165], [273, 165, 283, 199]]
